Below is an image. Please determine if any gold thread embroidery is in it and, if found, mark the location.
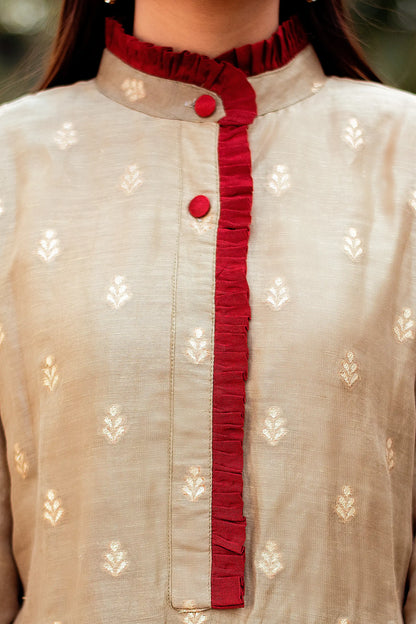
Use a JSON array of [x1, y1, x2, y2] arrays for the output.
[[42, 356, 59, 392], [393, 308, 415, 343], [107, 275, 131, 309], [103, 540, 129, 577], [339, 351, 360, 388], [343, 227, 363, 261], [386, 437, 395, 471], [262, 406, 288, 446], [14, 443, 29, 479], [102, 405, 126, 444], [342, 118, 364, 151], [121, 78, 146, 102], [54, 122, 78, 150], [43, 489, 64, 526], [186, 328, 209, 364], [120, 164, 143, 195], [335, 485, 356, 522], [182, 466, 206, 502], [265, 277, 290, 311], [256, 541, 283, 578], [37, 230, 61, 262], [267, 165, 291, 196]]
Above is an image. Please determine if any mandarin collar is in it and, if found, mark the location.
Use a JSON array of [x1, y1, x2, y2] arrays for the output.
[[95, 15, 327, 123]]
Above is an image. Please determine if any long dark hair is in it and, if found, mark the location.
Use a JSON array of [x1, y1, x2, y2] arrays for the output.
[[38, 0, 382, 91]]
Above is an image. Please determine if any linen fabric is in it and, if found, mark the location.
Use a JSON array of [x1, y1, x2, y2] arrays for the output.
[[0, 11, 416, 624]]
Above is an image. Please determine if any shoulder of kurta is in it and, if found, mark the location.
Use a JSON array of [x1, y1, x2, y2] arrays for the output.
[[325, 75, 416, 122], [0, 79, 97, 139]]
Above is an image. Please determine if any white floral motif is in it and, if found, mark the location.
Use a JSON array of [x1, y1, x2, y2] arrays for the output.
[[14, 443, 29, 479], [103, 540, 129, 577], [37, 230, 61, 262], [409, 189, 416, 212], [121, 78, 146, 102], [190, 213, 215, 235], [54, 122, 78, 150], [186, 328, 209, 364], [311, 81, 324, 94], [343, 228, 363, 261], [339, 351, 360, 388], [342, 118, 364, 151], [386, 437, 395, 471], [262, 407, 288, 446], [183, 614, 207, 624], [102, 405, 126, 444], [182, 466, 205, 502], [265, 277, 290, 311], [120, 164, 143, 195], [256, 541, 283, 578], [43, 489, 64, 526], [107, 275, 131, 309], [335, 485, 356, 522], [42, 356, 59, 392], [267, 165, 291, 196], [393, 308, 415, 343]]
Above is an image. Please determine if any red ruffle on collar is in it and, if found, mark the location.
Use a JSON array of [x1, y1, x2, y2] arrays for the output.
[[105, 14, 309, 83]]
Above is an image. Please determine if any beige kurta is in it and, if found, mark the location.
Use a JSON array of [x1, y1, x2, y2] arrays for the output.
[[1, 12, 416, 624]]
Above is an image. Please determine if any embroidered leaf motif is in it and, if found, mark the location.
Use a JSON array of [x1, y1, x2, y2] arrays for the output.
[[43, 489, 64, 526], [14, 443, 29, 479], [393, 308, 415, 343], [386, 437, 395, 471], [186, 328, 209, 364], [342, 118, 364, 151], [54, 122, 78, 150], [37, 230, 61, 262], [339, 351, 360, 388], [183, 613, 207, 624], [267, 165, 291, 196], [190, 213, 215, 235], [103, 540, 129, 577], [102, 405, 126, 444], [262, 406, 288, 446], [256, 541, 283, 578], [343, 227, 363, 261], [42, 355, 59, 392], [120, 164, 143, 195], [182, 466, 206, 502], [409, 189, 416, 212], [335, 485, 356, 522], [311, 81, 324, 94], [107, 275, 131, 309], [121, 78, 146, 102], [265, 277, 290, 311]]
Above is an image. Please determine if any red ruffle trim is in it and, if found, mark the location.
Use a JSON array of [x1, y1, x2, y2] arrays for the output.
[[105, 15, 309, 610]]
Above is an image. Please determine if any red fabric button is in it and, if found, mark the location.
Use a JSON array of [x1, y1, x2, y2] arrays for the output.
[[194, 94, 217, 118], [188, 195, 211, 218]]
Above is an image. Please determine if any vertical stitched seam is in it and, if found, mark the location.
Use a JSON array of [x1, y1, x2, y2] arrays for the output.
[[167, 120, 183, 608]]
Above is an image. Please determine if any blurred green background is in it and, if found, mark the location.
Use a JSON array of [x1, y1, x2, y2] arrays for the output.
[[0, 0, 415, 104]]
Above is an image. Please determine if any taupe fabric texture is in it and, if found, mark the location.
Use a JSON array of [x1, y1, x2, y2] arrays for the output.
[[0, 38, 416, 624]]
